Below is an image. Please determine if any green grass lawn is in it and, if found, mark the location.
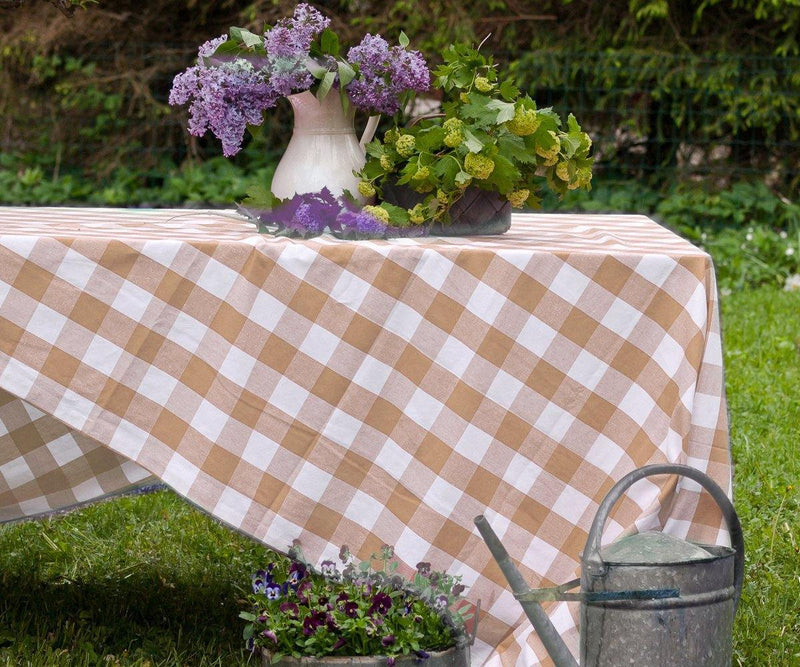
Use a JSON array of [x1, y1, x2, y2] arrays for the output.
[[1, 287, 799, 666]]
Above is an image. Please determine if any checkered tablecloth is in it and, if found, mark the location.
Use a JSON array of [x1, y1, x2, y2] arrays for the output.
[[0, 208, 730, 665]]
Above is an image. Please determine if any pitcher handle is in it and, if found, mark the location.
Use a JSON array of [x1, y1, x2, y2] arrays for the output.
[[582, 464, 744, 611], [360, 115, 380, 150]]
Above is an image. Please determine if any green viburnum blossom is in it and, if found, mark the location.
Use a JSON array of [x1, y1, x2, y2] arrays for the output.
[[408, 203, 427, 223], [412, 166, 431, 181], [474, 76, 493, 92], [395, 134, 416, 157], [363, 204, 390, 222], [507, 189, 530, 208], [464, 153, 495, 180], [358, 180, 377, 197], [379, 154, 394, 171], [506, 106, 539, 136]]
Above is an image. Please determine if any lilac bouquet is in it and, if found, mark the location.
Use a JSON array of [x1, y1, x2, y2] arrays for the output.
[[169, 3, 430, 157], [240, 544, 473, 665]]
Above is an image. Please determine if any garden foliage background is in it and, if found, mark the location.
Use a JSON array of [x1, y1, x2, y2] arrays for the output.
[[4, 0, 799, 289], [2, 0, 798, 193]]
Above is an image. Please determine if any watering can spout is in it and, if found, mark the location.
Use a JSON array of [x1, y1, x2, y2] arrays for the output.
[[474, 515, 579, 667]]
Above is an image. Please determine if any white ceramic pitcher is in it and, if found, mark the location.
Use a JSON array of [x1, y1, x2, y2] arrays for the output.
[[270, 90, 379, 202]]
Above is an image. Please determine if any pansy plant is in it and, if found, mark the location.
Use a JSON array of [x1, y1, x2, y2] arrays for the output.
[[241, 543, 473, 665]]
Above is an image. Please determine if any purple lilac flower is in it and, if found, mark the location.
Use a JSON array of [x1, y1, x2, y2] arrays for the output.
[[343, 600, 359, 618], [337, 208, 389, 236], [261, 629, 278, 644], [414, 650, 431, 660], [452, 583, 465, 596], [339, 545, 351, 563], [169, 59, 279, 157], [381, 635, 396, 647], [333, 638, 347, 651], [198, 34, 228, 59], [416, 562, 431, 577], [267, 3, 330, 54], [263, 3, 330, 96], [262, 189, 340, 235], [346, 34, 430, 114]]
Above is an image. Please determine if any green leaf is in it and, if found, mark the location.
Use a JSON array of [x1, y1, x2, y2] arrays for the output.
[[455, 170, 472, 186], [365, 140, 384, 159], [382, 202, 410, 225], [434, 155, 461, 188], [560, 133, 582, 158], [460, 94, 502, 127], [304, 57, 329, 79], [211, 40, 240, 57], [414, 126, 446, 152], [499, 78, 520, 101], [486, 154, 521, 194], [239, 612, 257, 622], [316, 70, 336, 101], [229, 27, 262, 49], [487, 99, 516, 123], [337, 60, 356, 87], [319, 28, 340, 56], [399, 31, 410, 48], [462, 129, 484, 153]]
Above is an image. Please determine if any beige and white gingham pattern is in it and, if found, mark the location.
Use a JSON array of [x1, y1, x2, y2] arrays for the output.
[[0, 208, 730, 665]]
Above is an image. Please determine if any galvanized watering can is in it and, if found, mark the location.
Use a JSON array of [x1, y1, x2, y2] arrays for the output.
[[475, 464, 744, 666]]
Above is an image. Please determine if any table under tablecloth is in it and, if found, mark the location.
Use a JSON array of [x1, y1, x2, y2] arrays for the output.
[[0, 208, 730, 665]]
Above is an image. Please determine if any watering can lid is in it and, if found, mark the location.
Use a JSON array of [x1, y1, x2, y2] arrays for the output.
[[601, 531, 714, 564]]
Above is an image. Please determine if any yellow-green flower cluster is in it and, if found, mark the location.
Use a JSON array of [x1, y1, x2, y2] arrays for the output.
[[363, 205, 389, 223], [474, 76, 493, 92], [507, 107, 539, 136], [379, 154, 394, 171], [536, 132, 561, 166], [464, 153, 495, 180], [395, 134, 416, 157], [507, 189, 530, 208], [408, 203, 426, 224], [443, 118, 464, 148], [358, 181, 376, 198]]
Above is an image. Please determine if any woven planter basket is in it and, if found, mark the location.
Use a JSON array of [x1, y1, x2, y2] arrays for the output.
[[262, 642, 470, 666], [381, 183, 511, 236]]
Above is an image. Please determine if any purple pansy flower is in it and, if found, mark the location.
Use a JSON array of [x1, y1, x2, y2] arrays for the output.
[[343, 600, 359, 618], [369, 592, 393, 615], [321, 560, 338, 577], [279, 601, 300, 618], [433, 594, 448, 611], [265, 581, 283, 600]]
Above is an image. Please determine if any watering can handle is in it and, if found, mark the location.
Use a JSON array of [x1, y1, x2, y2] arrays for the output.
[[583, 464, 744, 611], [360, 115, 380, 150]]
